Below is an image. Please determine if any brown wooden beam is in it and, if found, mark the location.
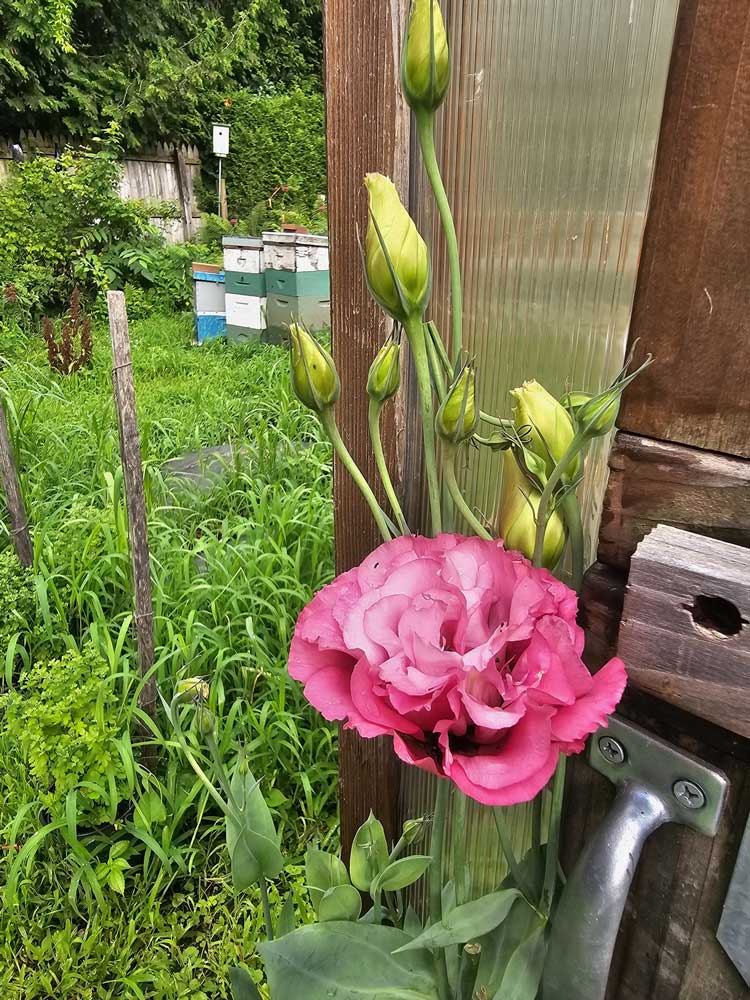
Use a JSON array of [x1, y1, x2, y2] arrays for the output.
[[620, 0, 750, 457], [323, 0, 411, 850]]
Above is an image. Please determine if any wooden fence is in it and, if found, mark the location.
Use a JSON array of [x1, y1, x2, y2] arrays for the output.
[[0, 132, 202, 243]]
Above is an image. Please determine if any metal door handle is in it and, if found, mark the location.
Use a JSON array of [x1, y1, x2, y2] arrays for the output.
[[542, 716, 728, 1000]]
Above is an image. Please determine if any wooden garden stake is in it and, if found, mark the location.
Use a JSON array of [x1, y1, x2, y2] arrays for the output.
[[0, 393, 32, 567], [107, 291, 156, 722]]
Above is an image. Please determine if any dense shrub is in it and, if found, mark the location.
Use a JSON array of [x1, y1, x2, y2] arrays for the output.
[[222, 89, 327, 222], [0, 549, 36, 657], [0, 139, 152, 317], [1, 644, 129, 825]]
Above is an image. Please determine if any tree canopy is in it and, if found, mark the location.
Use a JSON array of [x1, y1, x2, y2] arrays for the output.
[[0, 0, 322, 148]]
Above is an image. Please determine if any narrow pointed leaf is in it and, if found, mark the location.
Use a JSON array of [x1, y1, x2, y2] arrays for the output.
[[397, 888, 521, 952], [373, 854, 432, 893], [493, 924, 547, 1000]]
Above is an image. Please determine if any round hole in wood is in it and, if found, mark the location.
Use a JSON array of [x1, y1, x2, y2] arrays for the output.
[[687, 594, 745, 639]]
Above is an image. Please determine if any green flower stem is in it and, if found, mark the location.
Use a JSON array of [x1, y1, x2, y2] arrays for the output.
[[542, 755, 567, 915], [205, 730, 233, 805], [404, 318, 443, 535], [368, 398, 409, 536], [531, 431, 587, 569], [319, 408, 392, 543], [492, 807, 537, 906], [260, 878, 274, 942], [560, 490, 585, 593], [430, 778, 452, 1000], [441, 444, 492, 540], [532, 794, 543, 853], [424, 324, 447, 400], [416, 109, 464, 366], [452, 786, 468, 906]]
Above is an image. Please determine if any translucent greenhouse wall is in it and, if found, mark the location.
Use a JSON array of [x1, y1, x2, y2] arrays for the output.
[[403, 0, 682, 898]]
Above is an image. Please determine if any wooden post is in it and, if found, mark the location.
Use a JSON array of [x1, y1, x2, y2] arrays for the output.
[[0, 395, 32, 567], [324, 0, 412, 850], [174, 148, 195, 240], [107, 291, 156, 720]]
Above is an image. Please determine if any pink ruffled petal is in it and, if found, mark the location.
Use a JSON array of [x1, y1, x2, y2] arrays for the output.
[[551, 658, 627, 744], [393, 733, 444, 777], [450, 745, 559, 806], [350, 657, 423, 736]]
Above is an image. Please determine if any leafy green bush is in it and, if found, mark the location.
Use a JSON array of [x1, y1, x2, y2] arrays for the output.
[[0, 139, 152, 317], [222, 89, 326, 222], [0, 549, 36, 659], [2, 644, 129, 825]]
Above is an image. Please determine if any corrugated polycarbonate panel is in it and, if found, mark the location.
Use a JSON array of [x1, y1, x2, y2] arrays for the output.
[[403, 0, 680, 899]]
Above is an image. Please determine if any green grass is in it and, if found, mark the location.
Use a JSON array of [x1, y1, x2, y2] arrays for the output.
[[0, 313, 337, 998]]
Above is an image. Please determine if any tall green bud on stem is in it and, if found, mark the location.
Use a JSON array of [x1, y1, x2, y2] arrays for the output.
[[402, 0, 463, 367], [497, 451, 567, 570], [364, 174, 442, 534], [289, 324, 393, 543], [367, 334, 409, 536], [436, 363, 491, 540]]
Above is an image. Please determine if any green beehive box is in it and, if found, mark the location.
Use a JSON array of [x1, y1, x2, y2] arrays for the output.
[[264, 269, 330, 298], [225, 271, 266, 296]]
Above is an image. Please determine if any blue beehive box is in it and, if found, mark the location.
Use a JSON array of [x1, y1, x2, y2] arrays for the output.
[[192, 263, 226, 343]]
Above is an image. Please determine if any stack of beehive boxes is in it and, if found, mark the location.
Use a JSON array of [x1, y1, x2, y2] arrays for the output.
[[218, 233, 330, 343], [192, 263, 226, 343], [222, 236, 266, 343], [263, 233, 330, 342]]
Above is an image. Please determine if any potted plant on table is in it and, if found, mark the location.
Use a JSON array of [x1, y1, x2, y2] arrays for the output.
[[170, 1, 650, 996]]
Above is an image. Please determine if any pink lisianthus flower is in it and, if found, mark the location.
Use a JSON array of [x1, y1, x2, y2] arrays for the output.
[[289, 535, 626, 806]]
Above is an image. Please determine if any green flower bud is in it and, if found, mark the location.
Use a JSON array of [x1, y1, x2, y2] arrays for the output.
[[401, 816, 427, 847], [174, 677, 209, 704], [367, 335, 401, 402], [195, 705, 216, 736], [511, 380, 581, 480], [402, 0, 451, 113], [436, 362, 478, 444], [364, 174, 430, 322], [575, 389, 621, 438], [289, 323, 340, 413], [497, 451, 567, 569]]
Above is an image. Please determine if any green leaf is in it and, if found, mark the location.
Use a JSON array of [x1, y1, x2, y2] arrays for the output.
[[229, 967, 262, 1000], [318, 884, 362, 923], [226, 757, 284, 888], [403, 906, 423, 938], [373, 855, 432, 894], [305, 847, 350, 913], [493, 924, 547, 1000], [474, 899, 543, 999], [349, 812, 389, 892], [259, 922, 437, 1000], [398, 888, 522, 952], [276, 892, 296, 938]]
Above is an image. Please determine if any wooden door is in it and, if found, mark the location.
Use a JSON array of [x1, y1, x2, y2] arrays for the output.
[[569, 1, 750, 995], [325, 0, 750, 994]]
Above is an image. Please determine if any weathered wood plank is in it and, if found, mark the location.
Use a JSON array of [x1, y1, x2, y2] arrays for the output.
[[0, 394, 32, 567], [107, 292, 156, 723], [324, 0, 411, 849], [617, 525, 750, 738], [598, 433, 750, 573], [619, 0, 750, 457]]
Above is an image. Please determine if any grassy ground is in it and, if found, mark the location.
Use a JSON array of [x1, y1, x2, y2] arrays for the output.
[[0, 314, 336, 998]]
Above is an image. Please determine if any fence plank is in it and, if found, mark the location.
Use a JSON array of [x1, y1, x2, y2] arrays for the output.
[[0, 396, 32, 567], [107, 291, 156, 721], [324, 0, 411, 849]]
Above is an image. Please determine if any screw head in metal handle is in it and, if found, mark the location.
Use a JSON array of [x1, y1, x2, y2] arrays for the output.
[[672, 779, 706, 810], [598, 736, 626, 765]]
